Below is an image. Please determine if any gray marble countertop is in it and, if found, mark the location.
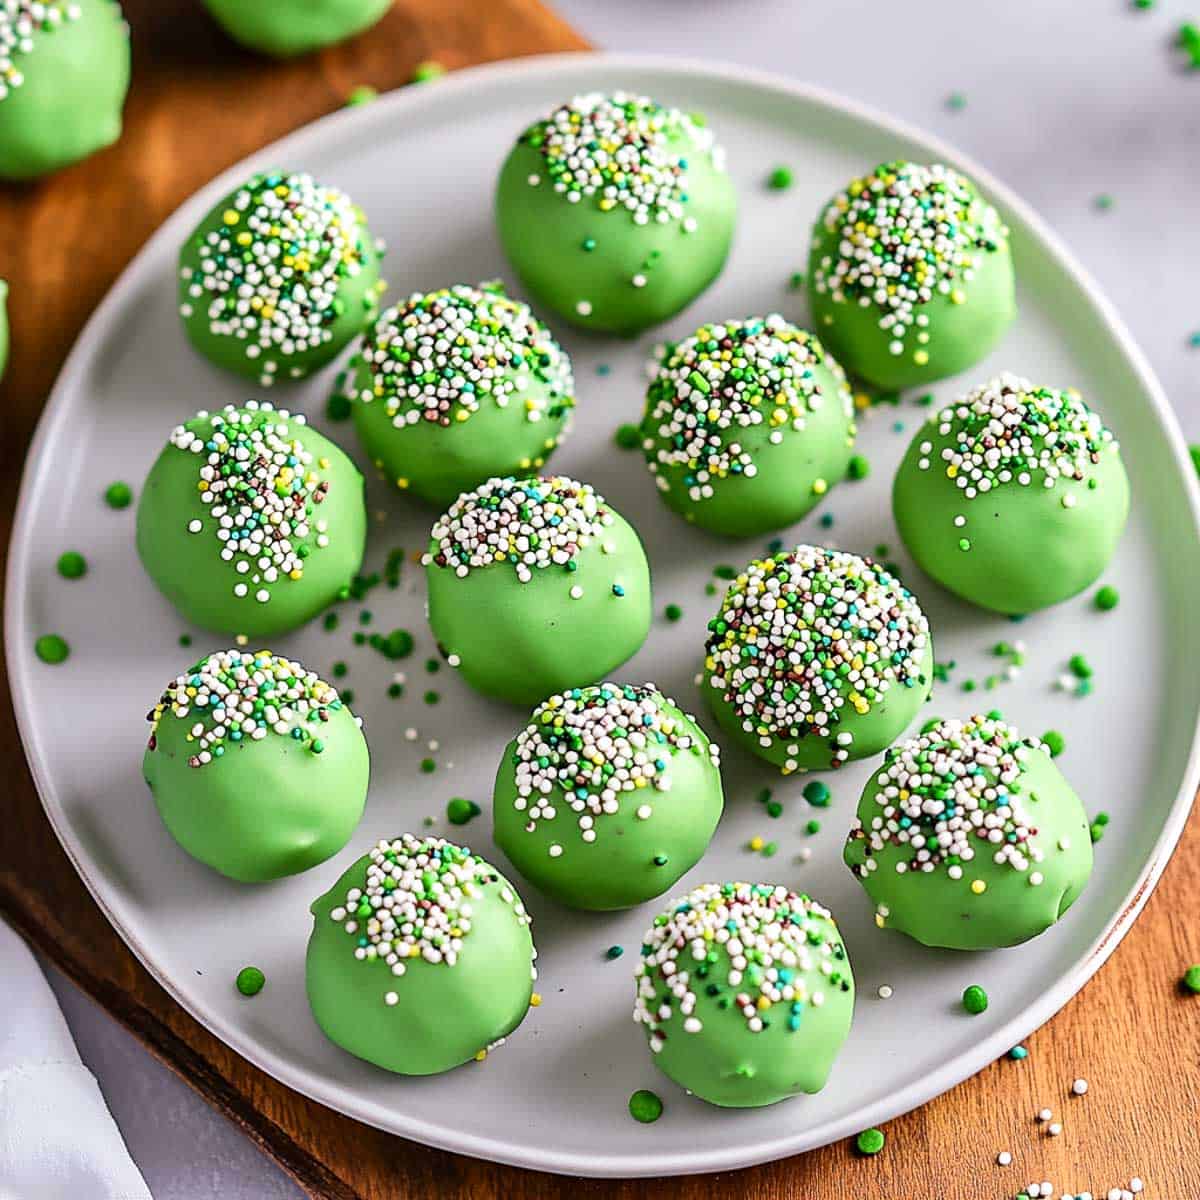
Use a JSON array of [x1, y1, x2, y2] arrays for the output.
[[45, 2, 1199, 1195]]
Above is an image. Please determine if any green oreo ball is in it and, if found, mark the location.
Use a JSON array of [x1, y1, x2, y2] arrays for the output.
[[634, 881, 855, 1108], [202, 0, 390, 57], [893, 373, 1129, 614], [808, 161, 1015, 390], [143, 649, 368, 882], [306, 834, 535, 1075], [178, 170, 383, 386], [641, 315, 856, 537], [424, 476, 652, 706], [703, 545, 933, 772], [493, 683, 724, 911], [496, 91, 736, 337], [353, 283, 574, 508], [844, 714, 1093, 950], [136, 402, 367, 638]]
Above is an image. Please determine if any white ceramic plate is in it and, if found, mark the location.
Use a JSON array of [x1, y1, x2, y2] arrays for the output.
[[8, 54, 1200, 1178]]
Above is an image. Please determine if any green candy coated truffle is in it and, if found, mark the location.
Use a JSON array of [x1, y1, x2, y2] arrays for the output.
[[136, 402, 367, 638], [703, 545, 933, 772], [353, 283, 574, 507], [893, 373, 1130, 614], [143, 649, 368, 882], [0, 0, 130, 181], [496, 92, 736, 337], [306, 833, 535, 1075], [493, 683, 724, 910], [808, 161, 1015, 389], [203, 0, 390, 57], [178, 170, 382, 386], [634, 881, 855, 1108], [844, 714, 1094, 950], [425, 476, 652, 706], [641, 315, 856, 537]]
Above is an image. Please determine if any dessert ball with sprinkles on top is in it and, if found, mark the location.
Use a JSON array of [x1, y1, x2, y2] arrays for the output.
[[0, 0, 130, 180], [893, 373, 1130, 614], [844, 714, 1093, 950], [353, 282, 575, 507], [202, 0, 390, 58], [703, 546, 933, 773], [424, 475, 652, 706], [493, 683, 724, 910], [641, 315, 856, 537], [178, 170, 384, 387], [143, 649, 369, 882], [495, 91, 737, 337], [808, 161, 1015, 390], [136, 401, 367, 638], [306, 834, 536, 1075], [634, 882, 854, 1108]]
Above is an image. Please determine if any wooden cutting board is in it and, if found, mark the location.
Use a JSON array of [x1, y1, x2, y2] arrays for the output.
[[1, 3, 1197, 1196]]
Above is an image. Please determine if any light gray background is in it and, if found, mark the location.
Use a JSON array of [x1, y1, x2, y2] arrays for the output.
[[40, 1, 1199, 1195]]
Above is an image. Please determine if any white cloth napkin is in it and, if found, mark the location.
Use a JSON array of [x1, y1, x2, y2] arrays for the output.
[[0, 917, 152, 1200]]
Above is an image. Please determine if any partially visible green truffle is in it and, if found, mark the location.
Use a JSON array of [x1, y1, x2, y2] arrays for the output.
[[202, 0, 390, 57]]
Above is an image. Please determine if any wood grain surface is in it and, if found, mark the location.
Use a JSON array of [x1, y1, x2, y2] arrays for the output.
[[0, 4, 1197, 1197]]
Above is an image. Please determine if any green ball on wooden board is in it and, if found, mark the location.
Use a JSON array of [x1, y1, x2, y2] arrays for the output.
[[423, 475, 652, 706], [495, 91, 737, 337], [844, 714, 1094, 950], [702, 545, 933, 772], [0, 0, 130, 180], [807, 160, 1015, 390], [492, 683, 724, 910], [142, 649, 369, 883], [136, 402, 367, 638], [633, 881, 855, 1107], [892, 373, 1130, 615], [352, 282, 575, 508], [306, 834, 536, 1075], [202, 0, 391, 57], [640, 315, 856, 537], [178, 169, 383, 387]]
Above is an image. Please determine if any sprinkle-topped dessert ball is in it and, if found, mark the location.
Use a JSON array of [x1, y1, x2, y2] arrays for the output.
[[353, 282, 575, 507], [703, 546, 933, 772], [178, 170, 384, 386], [0, 0, 130, 180], [306, 834, 536, 1075], [136, 402, 367, 638], [202, 0, 390, 58], [844, 714, 1093, 950], [634, 882, 854, 1108], [424, 476, 652, 705], [495, 92, 737, 336], [493, 683, 724, 910], [641, 316, 856, 537], [893, 374, 1129, 614], [143, 649, 369, 882], [808, 161, 1015, 389]]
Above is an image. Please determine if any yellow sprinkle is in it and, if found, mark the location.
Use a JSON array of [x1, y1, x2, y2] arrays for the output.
[[812, 478, 828, 495], [396, 477, 409, 489], [474, 1049, 488, 1062], [222, 209, 239, 226], [875, 912, 886, 928], [913, 350, 930, 366], [971, 879, 987, 895], [748, 836, 764, 852], [756, 995, 771, 1010], [530, 993, 542, 1007]]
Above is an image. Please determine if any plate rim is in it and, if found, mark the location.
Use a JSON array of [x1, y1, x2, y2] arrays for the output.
[[6, 49, 1200, 1178]]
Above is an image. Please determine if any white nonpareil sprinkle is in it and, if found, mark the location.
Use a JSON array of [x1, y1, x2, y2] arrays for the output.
[[1072, 1077, 1089, 1095], [997, 1151, 1012, 1166]]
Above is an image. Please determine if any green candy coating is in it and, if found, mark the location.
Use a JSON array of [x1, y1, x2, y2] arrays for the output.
[[202, 0, 390, 57], [844, 714, 1093, 950], [495, 92, 736, 337], [634, 882, 855, 1108], [808, 161, 1015, 390], [178, 171, 382, 386], [703, 546, 933, 772], [136, 403, 366, 638], [143, 649, 368, 882], [306, 834, 535, 1075], [893, 374, 1130, 614], [0, 0, 130, 181], [424, 476, 651, 706], [641, 316, 856, 537], [352, 283, 574, 507], [493, 683, 724, 910]]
